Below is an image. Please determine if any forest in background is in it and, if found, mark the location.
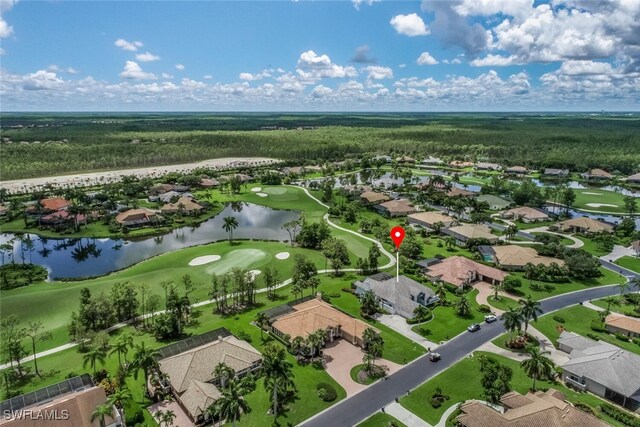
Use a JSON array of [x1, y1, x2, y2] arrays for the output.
[[1, 113, 639, 180]]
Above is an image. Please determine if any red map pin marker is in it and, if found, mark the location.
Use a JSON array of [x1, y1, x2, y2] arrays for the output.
[[390, 226, 405, 250]]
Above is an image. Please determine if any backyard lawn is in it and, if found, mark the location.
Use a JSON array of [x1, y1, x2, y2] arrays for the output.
[[357, 412, 407, 427], [616, 256, 640, 273]]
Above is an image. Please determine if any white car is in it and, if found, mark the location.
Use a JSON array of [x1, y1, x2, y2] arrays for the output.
[[484, 314, 498, 323]]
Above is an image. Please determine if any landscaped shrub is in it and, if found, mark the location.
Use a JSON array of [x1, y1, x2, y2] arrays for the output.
[[430, 397, 442, 408], [316, 383, 337, 402], [574, 402, 595, 415], [615, 333, 631, 342], [600, 403, 640, 427], [586, 333, 601, 341], [552, 315, 566, 323], [477, 304, 492, 313], [590, 321, 607, 333]]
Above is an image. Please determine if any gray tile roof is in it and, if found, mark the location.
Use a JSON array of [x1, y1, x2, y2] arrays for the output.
[[355, 275, 438, 318]]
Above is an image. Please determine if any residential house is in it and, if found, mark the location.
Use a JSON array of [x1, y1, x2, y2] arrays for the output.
[[556, 217, 614, 234], [407, 211, 456, 229], [477, 194, 511, 210], [501, 206, 550, 222], [420, 156, 444, 166], [396, 156, 416, 164], [160, 196, 204, 214], [450, 160, 475, 168], [155, 332, 262, 424], [446, 187, 478, 198], [605, 314, 640, 338], [505, 166, 529, 176], [360, 191, 391, 205], [543, 168, 570, 177], [479, 245, 564, 270], [0, 375, 122, 427], [582, 168, 613, 181], [627, 172, 640, 185], [558, 331, 640, 410], [442, 224, 498, 246], [40, 210, 87, 228], [373, 199, 417, 217], [475, 162, 501, 171], [38, 197, 72, 213], [372, 155, 392, 163], [354, 273, 439, 319], [456, 389, 608, 427], [115, 208, 159, 227], [200, 178, 220, 188], [156, 190, 192, 203], [632, 240, 640, 256], [269, 294, 375, 348], [149, 183, 175, 195], [341, 184, 372, 196], [420, 255, 507, 287]]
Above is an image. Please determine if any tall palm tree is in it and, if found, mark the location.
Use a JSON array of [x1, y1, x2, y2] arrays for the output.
[[110, 333, 133, 367], [490, 282, 503, 301], [519, 296, 543, 335], [254, 312, 269, 340], [359, 290, 380, 316], [502, 307, 523, 336], [107, 386, 133, 420], [290, 336, 306, 359], [307, 329, 326, 356], [213, 378, 250, 427], [91, 403, 113, 427], [129, 342, 160, 391], [222, 216, 239, 243], [213, 362, 235, 389], [454, 295, 472, 317], [617, 282, 629, 304], [162, 410, 176, 427], [520, 346, 555, 391], [82, 346, 107, 376], [262, 343, 294, 419], [434, 283, 447, 302]]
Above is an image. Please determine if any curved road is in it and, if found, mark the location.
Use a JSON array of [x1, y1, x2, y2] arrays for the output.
[[301, 266, 639, 427]]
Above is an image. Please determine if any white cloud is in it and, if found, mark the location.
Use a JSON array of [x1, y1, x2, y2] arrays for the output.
[[161, 73, 174, 79], [20, 70, 64, 91], [175, 64, 185, 71], [67, 67, 78, 74], [364, 65, 393, 80], [443, 58, 463, 64], [135, 52, 160, 62], [0, 47, 5, 55], [0, 0, 16, 38], [556, 60, 614, 75], [470, 54, 518, 66], [390, 13, 430, 36], [203, 75, 213, 80], [115, 38, 143, 52], [296, 50, 358, 81], [417, 51, 439, 65], [239, 70, 272, 81], [352, 0, 380, 10], [398, 64, 407, 68], [454, 0, 534, 20], [311, 85, 332, 98], [119, 61, 156, 80]]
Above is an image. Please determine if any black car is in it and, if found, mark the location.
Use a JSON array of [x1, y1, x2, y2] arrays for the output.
[[467, 323, 481, 332]]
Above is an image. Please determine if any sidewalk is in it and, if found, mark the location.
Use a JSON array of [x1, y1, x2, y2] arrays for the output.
[[376, 314, 438, 350], [385, 402, 430, 427]]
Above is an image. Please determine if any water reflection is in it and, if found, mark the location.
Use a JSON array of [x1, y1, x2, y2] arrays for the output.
[[0, 203, 300, 280]]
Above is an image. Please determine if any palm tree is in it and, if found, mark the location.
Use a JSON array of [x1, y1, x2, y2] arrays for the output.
[[490, 281, 503, 301], [107, 386, 132, 420], [412, 305, 430, 321], [520, 346, 555, 391], [617, 282, 629, 304], [129, 342, 160, 389], [434, 283, 447, 302], [362, 327, 379, 349], [359, 290, 380, 316], [254, 312, 269, 340], [290, 336, 305, 359], [454, 295, 472, 317], [519, 296, 542, 335], [307, 329, 327, 356], [82, 346, 107, 376], [214, 378, 250, 427], [262, 343, 294, 419], [502, 307, 523, 335], [363, 339, 383, 374], [213, 362, 235, 389], [505, 224, 519, 240], [222, 216, 239, 243], [110, 333, 133, 367], [91, 403, 113, 427]]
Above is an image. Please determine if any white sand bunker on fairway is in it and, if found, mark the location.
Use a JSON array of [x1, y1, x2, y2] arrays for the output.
[[257, 192, 268, 197], [189, 255, 221, 266], [582, 192, 603, 195], [251, 187, 262, 192], [586, 203, 618, 208], [275, 252, 290, 260], [248, 269, 262, 279]]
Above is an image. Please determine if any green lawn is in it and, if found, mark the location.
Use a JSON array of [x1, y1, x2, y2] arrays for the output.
[[615, 256, 640, 273], [399, 352, 626, 427], [533, 305, 640, 355], [590, 296, 640, 317], [486, 295, 519, 312], [357, 412, 407, 427], [412, 289, 485, 343], [530, 231, 575, 246], [572, 188, 629, 214]]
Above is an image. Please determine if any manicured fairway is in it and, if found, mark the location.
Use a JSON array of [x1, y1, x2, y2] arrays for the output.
[[572, 189, 630, 214]]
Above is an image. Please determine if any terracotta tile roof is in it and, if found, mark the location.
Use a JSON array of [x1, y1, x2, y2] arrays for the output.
[[161, 196, 204, 213], [377, 199, 417, 215], [39, 197, 71, 211], [179, 380, 222, 419], [115, 208, 157, 225], [506, 166, 528, 173], [360, 191, 391, 204], [502, 207, 549, 221], [443, 224, 497, 242], [447, 187, 478, 197], [556, 217, 614, 233], [408, 211, 456, 227], [586, 169, 612, 178], [271, 298, 376, 341], [605, 313, 640, 335], [424, 256, 507, 287], [627, 172, 640, 181], [450, 160, 475, 168], [492, 245, 564, 268], [457, 389, 608, 427]]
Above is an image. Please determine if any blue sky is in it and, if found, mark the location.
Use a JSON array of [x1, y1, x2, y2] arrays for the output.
[[1, 0, 639, 111]]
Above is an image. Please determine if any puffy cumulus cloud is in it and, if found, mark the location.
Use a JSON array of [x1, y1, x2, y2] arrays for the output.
[[454, 0, 533, 20], [364, 65, 393, 80], [115, 38, 143, 52], [238, 69, 272, 81], [556, 60, 615, 76], [135, 52, 160, 62], [417, 51, 439, 65], [352, 0, 380, 10], [311, 85, 332, 98], [351, 44, 376, 64], [119, 61, 156, 80], [470, 54, 518, 66], [19, 70, 64, 91], [442, 58, 463, 65], [0, 0, 17, 39], [175, 64, 185, 70], [296, 50, 357, 82], [390, 13, 430, 37], [161, 73, 174, 79]]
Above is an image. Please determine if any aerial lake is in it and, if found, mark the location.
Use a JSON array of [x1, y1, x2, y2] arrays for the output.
[[0, 203, 300, 280]]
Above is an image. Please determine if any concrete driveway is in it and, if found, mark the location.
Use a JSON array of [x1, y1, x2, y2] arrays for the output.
[[601, 245, 637, 263], [323, 339, 402, 396], [376, 314, 438, 349], [148, 399, 194, 427]]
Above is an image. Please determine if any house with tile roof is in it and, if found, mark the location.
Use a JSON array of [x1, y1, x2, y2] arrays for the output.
[[420, 255, 507, 287], [558, 331, 640, 410], [353, 273, 439, 319], [505, 166, 529, 175], [501, 206, 550, 223], [605, 313, 640, 338], [360, 191, 391, 205], [626, 172, 640, 185], [408, 211, 457, 229], [456, 389, 608, 427], [477, 194, 511, 210], [479, 245, 564, 271], [556, 217, 614, 234], [156, 334, 262, 424], [475, 162, 501, 171], [582, 168, 613, 181], [543, 168, 570, 177], [373, 199, 417, 217], [441, 224, 498, 246], [115, 208, 160, 227], [160, 196, 204, 214]]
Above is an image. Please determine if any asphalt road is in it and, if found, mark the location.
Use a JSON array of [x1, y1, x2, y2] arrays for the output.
[[300, 281, 636, 427]]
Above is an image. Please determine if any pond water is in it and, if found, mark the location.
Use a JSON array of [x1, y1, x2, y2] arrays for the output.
[[0, 203, 300, 280], [544, 205, 640, 228]]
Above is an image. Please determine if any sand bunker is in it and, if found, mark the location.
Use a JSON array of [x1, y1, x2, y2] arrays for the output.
[[251, 187, 262, 192], [257, 192, 268, 197], [189, 255, 221, 266], [275, 252, 290, 260], [248, 269, 262, 278], [586, 203, 618, 208], [582, 192, 603, 195]]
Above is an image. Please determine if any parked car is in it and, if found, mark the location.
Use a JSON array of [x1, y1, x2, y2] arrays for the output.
[[429, 352, 441, 362], [467, 323, 481, 332], [484, 314, 497, 323]]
